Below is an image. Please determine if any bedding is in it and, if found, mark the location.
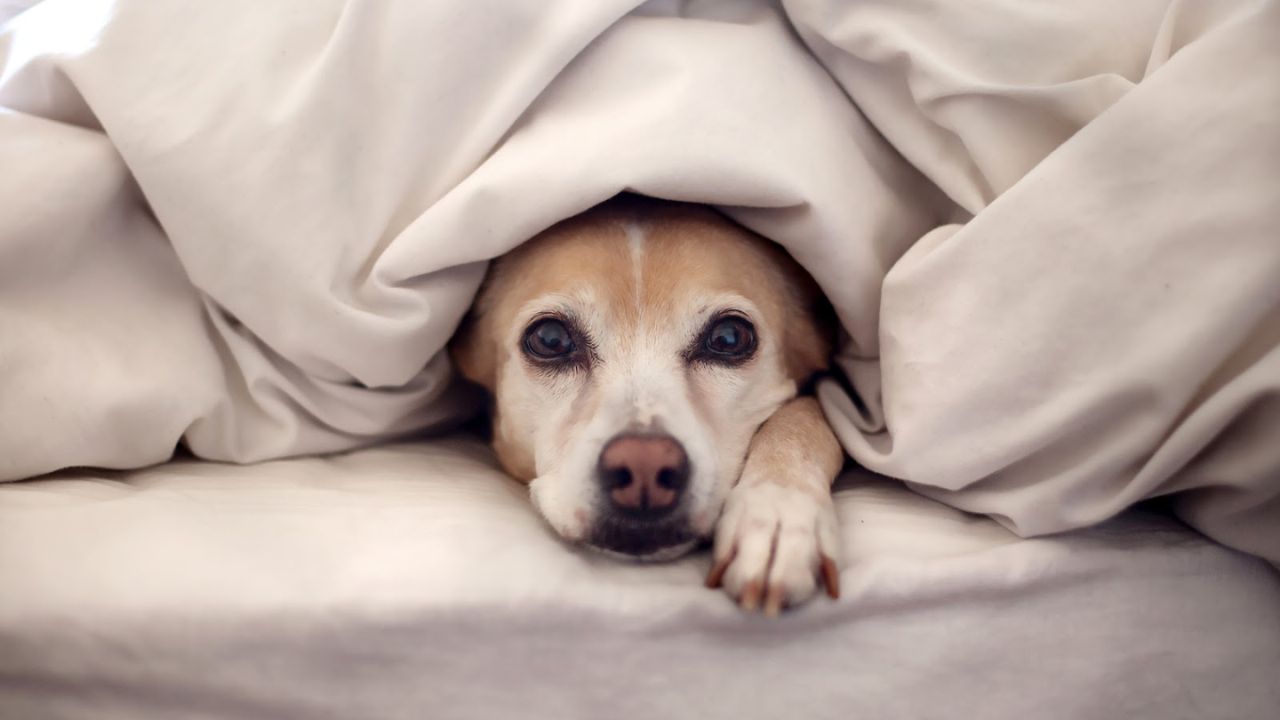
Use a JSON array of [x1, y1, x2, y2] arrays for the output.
[[4, 3, 1278, 716], [2, 0, 1276, 563], [2, 437, 1278, 719]]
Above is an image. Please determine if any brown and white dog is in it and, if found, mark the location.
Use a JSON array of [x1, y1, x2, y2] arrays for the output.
[[450, 196, 843, 614]]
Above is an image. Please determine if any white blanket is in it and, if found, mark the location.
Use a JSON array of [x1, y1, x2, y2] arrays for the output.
[[2, 438, 1278, 719], [1, 0, 1277, 560]]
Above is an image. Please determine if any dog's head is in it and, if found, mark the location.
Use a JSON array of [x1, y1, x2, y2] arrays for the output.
[[451, 198, 832, 559]]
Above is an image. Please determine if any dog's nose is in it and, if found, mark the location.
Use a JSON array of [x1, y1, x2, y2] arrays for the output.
[[597, 434, 689, 517]]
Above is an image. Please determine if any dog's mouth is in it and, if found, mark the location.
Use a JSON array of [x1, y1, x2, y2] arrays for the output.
[[585, 515, 700, 561]]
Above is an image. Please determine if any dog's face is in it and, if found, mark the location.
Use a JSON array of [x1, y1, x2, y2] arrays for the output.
[[452, 200, 830, 559]]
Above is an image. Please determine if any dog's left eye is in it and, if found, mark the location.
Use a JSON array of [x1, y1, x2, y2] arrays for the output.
[[700, 316, 756, 361], [523, 318, 577, 360]]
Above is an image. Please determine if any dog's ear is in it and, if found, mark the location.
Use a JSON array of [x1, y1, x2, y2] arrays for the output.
[[784, 302, 835, 385], [773, 251, 837, 385], [448, 313, 497, 391]]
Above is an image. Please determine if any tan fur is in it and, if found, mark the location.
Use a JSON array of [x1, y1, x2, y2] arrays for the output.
[[739, 397, 842, 496]]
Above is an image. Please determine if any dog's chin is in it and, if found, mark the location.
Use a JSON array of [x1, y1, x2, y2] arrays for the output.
[[588, 539, 700, 563], [583, 516, 701, 562]]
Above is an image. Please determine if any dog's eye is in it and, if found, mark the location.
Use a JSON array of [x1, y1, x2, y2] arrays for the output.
[[523, 319, 576, 360], [701, 316, 756, 360]]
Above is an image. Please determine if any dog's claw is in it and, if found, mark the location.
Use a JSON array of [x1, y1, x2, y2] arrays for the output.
[[763, 584, 787, 617], [711, 482, 841, 616], [705, 549, 735, 589], [739, 580, 764, 612], [820, 553, 840, 599]]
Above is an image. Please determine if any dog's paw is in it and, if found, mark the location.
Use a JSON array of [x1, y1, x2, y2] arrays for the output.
[[706, 481, 841, 616]]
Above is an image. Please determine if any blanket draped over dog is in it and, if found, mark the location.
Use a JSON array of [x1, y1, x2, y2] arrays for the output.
[[1, 0, 1277, 562]]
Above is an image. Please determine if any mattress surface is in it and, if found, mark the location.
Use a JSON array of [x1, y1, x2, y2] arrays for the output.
[[1, 437, 1277, 720]]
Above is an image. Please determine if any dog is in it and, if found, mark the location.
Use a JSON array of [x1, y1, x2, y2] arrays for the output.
[[450, 196, 843, 615]]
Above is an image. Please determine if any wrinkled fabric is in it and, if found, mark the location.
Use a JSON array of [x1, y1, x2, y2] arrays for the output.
[[1, 0, 1276, 560], [2, 440, 1278, 720], [789, 0, 1280, 561]]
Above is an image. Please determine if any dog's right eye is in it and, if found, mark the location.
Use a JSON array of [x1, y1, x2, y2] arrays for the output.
[[523, 319, 577, 360]]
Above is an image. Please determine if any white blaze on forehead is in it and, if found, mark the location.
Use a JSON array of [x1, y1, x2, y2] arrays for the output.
[[625, 221, 645, 308]]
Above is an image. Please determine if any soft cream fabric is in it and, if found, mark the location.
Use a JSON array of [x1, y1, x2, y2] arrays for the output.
[[790, 0, 1280, 561], [1, 439, 1277, 719], [0, 1, 36, 24], [1, 0, 1276, 559]]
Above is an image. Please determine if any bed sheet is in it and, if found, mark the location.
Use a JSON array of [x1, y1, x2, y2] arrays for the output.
[[2, 437, 1277, 720]]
